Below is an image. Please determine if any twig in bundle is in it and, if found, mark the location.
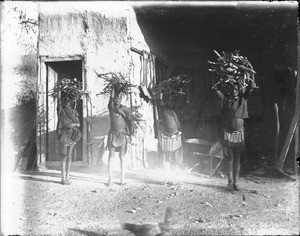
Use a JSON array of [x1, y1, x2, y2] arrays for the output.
[[152, 74, 190, 99], [208, 50, 258, 92], [49, 77, 84, 107], [95, 71, 136, 95]]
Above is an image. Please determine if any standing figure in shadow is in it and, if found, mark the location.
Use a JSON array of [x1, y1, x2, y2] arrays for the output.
[[158, 92, 183, 172], [107, 87, 132, 186], [214, 81, 254, 191], [56, 99, 81, 185]]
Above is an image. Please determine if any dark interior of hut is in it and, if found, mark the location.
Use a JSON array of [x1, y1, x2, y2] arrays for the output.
[[132, 2, 298, 172]]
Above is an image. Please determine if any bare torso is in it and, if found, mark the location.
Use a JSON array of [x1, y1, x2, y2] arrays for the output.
[[108, 98, 127, 133], [224, 118, 244, 131]]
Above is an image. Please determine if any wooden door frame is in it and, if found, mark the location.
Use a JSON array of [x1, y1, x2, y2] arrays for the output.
[[37, 55, 87, 168]]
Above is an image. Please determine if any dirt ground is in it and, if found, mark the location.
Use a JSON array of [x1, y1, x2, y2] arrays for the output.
[[2, 156, 299, 236]]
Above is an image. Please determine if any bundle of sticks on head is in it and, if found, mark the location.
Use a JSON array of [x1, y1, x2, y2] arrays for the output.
[[96, 71, 145, 127], [95, 71, 136, 95], [152, 74, 190, 99], [208, 50, 257, 94], [49, 77, 84, 107]]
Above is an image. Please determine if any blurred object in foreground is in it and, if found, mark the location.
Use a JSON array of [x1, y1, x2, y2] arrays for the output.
[[122, 207, 175, 236]]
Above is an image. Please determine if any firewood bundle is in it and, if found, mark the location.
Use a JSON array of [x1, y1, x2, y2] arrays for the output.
[[95, 72, 136, 95], [152, 74, 190, 99], [209, 50, 257, 93], [49, 77, 84, 106]]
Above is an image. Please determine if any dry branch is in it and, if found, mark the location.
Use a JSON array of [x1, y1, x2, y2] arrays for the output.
[[95, 71, 136, 95], [209, 50, 257, 93], [152, 74, 190, 99], [49, 78, 84, 106]]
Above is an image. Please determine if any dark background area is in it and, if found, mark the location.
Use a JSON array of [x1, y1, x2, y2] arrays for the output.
[[132, 2, 299, 171]]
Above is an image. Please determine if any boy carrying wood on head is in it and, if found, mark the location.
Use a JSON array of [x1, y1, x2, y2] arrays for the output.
[[57, 98, 81, 185], [155, 75, 190, 172], [53, 78, 83, 185], [96, 72, 135, 187], [209, 50, 257, 191], [214, 81, 254, 190], [107, 87, 132, 186], [158, 92, 183, 171]]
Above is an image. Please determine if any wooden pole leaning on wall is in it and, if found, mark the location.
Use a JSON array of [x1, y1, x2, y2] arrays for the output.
[[294, 25, 300, 175], [274, 103, 280, 167], [277, 114, 299, 170], [295, 119, 299, 175], [151, 55, 162, 157], [276, 23, 300, 173], [270, 108, 297, 180]]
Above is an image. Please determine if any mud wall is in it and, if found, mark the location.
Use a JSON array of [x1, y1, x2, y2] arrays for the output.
[[39, 3, 149, 113], [38, 3, 156, 165]]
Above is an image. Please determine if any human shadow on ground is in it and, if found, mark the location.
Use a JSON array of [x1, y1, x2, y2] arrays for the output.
[[18, 175, 62, 185], [17, 170, 181, 187], [17, 168, 276, 194], [17, 169, 162, 186], [17, 169, 224, 191], [18, 171, 108, 185]]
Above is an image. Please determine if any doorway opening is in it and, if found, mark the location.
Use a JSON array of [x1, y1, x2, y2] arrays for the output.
[[45, 60, 83, 162]]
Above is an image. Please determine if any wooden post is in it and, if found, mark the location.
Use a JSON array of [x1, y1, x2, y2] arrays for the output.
[[295, 122, 299, 175], [295, 24, 300, 175], [274, 103, 280, 166], [142, 51, 148, 87], [277, 113, 299, 169], [129, 56, 134, 168], [152, 56, 162, 155], [86, 96, 91, 165]]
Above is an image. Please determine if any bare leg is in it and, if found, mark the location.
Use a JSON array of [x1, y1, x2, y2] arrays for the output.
[[108, 147, 115, 186], [163, 152, 170, 169], [61, 156, 67, 184], [233, 151, 241, 190], [169, 152, 178, 172], [143, 154, 149, 169], [142, 139, 149, 169], [119, 142, 126, 186], [66, 144, 75, 183], [175, 147, 183, 172], [226, 147, 234, 191]]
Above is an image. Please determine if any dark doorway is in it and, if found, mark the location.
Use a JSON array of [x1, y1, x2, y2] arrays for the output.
[[46, 60, 83, 162]]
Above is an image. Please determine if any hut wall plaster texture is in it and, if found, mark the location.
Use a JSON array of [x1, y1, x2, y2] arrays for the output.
[[38, 2, 156, 164], [39, 2, 149, 108]]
